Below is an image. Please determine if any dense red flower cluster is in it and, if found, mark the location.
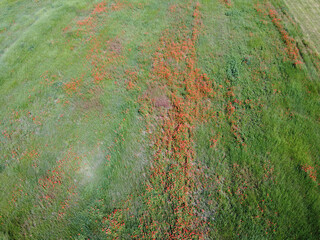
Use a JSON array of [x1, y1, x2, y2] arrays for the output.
[[91, 2, 107, 14], [102, 208, 126, 238], [63, 76, 83, 95], [223, 0, 232, 7], [268, 8, 303, 66], [302, 164, 319, 186], [136, 2, 214, 239]]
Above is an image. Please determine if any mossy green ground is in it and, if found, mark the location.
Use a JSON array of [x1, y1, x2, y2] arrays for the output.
[[0, 0, 319, 239]]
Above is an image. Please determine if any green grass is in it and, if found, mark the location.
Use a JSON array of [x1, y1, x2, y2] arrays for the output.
[[195, 0, 320, 238], [0, 0, 172, 238], [0, 0, 320, 239]]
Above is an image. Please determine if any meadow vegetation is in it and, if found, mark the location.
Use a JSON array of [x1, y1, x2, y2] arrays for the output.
[[0, 0, 319, 239]]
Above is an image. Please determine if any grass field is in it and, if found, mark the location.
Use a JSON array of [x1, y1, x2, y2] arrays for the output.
[[0, 0, 320, 239], [284, 0, 320, 54]]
